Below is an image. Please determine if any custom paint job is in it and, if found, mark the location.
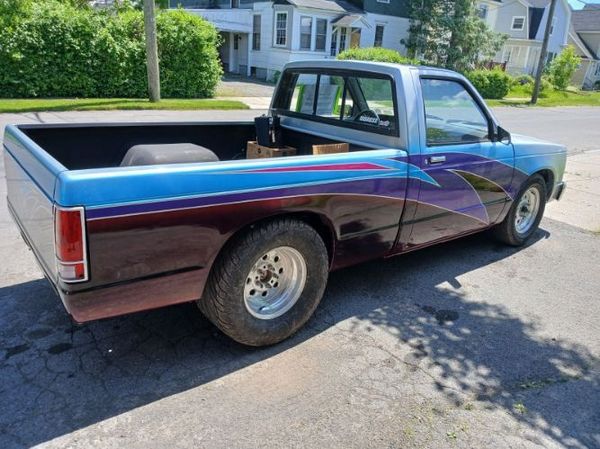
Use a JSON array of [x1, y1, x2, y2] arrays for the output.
[[3, 60, 567, 322]]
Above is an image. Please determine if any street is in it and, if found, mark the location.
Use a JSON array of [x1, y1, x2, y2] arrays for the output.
[[1, 108, 599, 449]]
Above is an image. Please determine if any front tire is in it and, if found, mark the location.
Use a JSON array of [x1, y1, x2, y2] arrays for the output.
[[493, 174, 547, 246], [198, 218, 329, 346]]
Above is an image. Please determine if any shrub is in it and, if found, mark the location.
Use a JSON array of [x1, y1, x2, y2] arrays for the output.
[[514, 74, 534, 86], [0, 0, 222, 98], [157, 9, 222, 97], [337, 47, 418, 65], [539, 76, 554, 95], [547, 45, 580, 90], [466, 69, 513, 99]]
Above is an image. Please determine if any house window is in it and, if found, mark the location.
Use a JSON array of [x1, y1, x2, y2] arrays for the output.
[[339, 28, 347, 53], [595, 63, 600, 77], [252, 15, 261, 51], [511, 16, 525, 30], [300, 16, 313, 50], [550, 17, 556, 36], [376, 0, 390, 3], [315, 19, 327, 51], [374, 24, 384, 47], [477, 4, 488, 19], [275, 12, 288, 47], [231, 0, 239, 8]]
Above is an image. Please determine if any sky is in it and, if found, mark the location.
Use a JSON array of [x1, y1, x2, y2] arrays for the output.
[[568, 0, 600, 9]]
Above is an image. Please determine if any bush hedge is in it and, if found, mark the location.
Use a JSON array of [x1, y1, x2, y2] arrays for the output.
[[514, 74, 534, 86], [0, 0, 222, 98], [466, 69, 513, 99], [337, 47, 418, 65]]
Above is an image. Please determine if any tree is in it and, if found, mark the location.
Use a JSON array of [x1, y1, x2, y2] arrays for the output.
[[548, 45, 581, 90], [403, 0, 506, 72]]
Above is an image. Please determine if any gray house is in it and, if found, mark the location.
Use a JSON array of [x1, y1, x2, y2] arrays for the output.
[[478, 0, 572, 75], [170, 0, 411, 80], [569, 4, 600, 89]]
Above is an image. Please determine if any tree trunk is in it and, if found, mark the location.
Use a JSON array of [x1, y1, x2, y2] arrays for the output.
[[144, 0, 160, 102]]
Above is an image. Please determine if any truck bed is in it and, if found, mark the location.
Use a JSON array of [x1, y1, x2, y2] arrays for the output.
[[18, 121, 371, 170], [4, 119, 402, 321]]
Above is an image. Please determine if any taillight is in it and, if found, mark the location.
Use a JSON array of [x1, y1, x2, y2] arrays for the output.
[[54, 206, 88, 282]]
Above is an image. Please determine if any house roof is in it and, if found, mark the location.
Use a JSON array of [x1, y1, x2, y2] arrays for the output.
[[569, 26, 597, 60], [276, 0, 362, 13], [332, 14, 366, 28], [527, 0, 551, 7], [572, 8, 600, 32]]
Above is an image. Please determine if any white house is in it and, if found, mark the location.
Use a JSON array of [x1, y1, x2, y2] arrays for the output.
[[169, 0, 410, 80], [171, 0, 594, 88]]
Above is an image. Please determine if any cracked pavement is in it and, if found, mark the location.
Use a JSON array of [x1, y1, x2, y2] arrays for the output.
[[1, 109, 599, 449]]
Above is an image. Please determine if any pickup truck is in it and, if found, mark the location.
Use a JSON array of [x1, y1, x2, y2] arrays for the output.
[[4, 60, 566, 346]]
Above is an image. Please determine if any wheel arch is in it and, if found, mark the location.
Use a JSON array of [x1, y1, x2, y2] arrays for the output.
[[531, 168, 555, 200], [211, 211, 337, 272]]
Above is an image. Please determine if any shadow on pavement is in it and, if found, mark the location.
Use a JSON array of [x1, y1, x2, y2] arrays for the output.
[[0, 228, 597, 448]]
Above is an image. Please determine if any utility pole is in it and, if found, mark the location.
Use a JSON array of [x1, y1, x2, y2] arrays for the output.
[[531, 0, 557, 104], [143, 0, 161, 102]]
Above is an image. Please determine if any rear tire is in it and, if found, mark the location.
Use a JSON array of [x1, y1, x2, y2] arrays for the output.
[[198, 218, 329, 346], [493, 174, 546, 246]]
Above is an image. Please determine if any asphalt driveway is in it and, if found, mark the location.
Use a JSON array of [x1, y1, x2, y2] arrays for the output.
[[1, 108, 599, 449]]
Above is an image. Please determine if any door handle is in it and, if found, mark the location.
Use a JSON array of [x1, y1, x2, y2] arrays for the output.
[[427, 155, 446, 165]]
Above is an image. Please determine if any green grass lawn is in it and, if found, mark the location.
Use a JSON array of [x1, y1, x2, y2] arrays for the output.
[[0, 98, 249, 113], [486, 87, 600, 107]]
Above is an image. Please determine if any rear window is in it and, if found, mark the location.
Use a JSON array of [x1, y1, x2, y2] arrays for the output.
[[273, 69, 398, 136]]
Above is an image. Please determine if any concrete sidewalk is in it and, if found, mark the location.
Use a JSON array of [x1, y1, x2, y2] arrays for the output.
[[546, 150, 600, 233]]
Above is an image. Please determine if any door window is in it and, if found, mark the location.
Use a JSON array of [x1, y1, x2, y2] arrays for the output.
[[421, 78, 490, 146]]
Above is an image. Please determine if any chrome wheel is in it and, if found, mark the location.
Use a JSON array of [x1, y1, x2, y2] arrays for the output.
[[243, 246, 307, 320], [515, 186, 540, 234]]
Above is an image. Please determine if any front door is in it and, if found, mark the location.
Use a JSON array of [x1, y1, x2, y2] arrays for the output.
[[406, 77, 514, 247]]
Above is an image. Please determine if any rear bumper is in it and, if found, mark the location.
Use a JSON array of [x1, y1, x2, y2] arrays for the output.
[[552, 181, 566, 201], [59, 268, 208, 322]]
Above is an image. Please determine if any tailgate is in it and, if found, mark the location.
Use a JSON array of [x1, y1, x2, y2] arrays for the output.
[[3, 124, 66, 281]]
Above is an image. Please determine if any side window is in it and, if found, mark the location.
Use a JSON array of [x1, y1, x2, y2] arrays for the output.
[[316, 75, 344, 118], [421, 78, 490, 146], [355, 77, 395, 129], [289, 74, 318, 114]]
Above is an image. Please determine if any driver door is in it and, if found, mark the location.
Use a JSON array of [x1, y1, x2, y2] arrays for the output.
[[406, 77, 514, 246]]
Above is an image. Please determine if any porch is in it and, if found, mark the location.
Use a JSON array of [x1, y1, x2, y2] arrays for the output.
[[219, 31, 251, 76]]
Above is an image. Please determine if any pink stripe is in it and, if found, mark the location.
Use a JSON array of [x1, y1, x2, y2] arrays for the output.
[[245, 162, 390, 173]]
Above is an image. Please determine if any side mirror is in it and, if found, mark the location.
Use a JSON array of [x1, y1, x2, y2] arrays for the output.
[[496, 126, 511, 144]]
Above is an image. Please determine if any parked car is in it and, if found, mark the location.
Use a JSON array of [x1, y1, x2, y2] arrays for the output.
[[3, 60, 566, 346]]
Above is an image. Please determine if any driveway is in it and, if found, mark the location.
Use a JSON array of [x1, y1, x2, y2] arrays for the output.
[[1, 108, 599, 449]]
